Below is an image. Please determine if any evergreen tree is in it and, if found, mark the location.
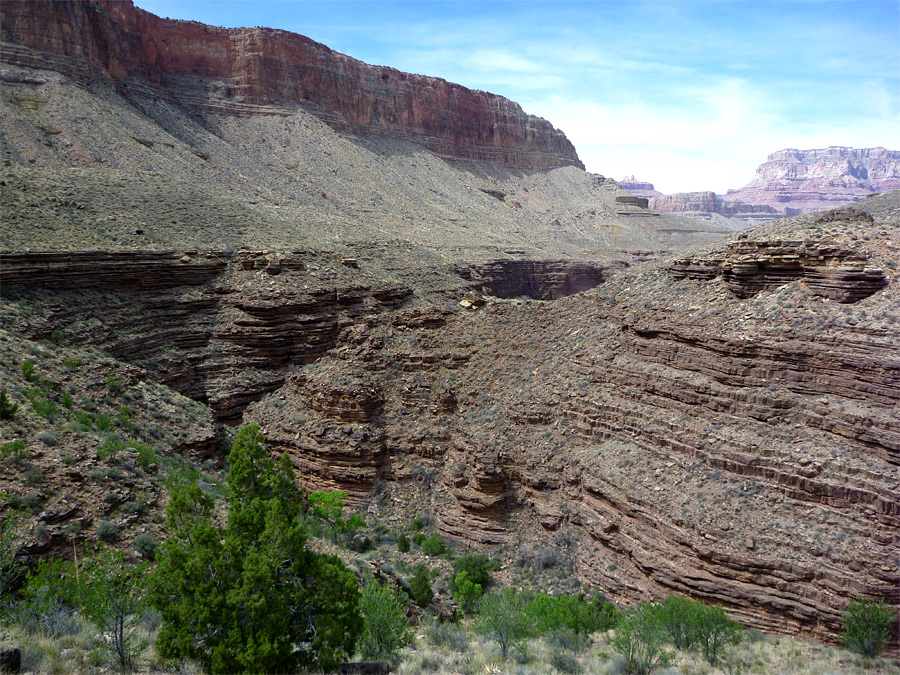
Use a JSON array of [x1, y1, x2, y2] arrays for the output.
[[150, 425, 362, 673]]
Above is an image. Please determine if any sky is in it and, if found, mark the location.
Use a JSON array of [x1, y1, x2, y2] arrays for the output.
[[133, 0, 900, 195]]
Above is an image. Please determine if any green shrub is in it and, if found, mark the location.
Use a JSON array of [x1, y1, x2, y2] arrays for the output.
[[95, 414, 115, 432], [451, 553, 497, 592], [26, 389, 59, 421], [452, 571, 483, 614], [63, 357, 81, 370], [21, 360, 37, 382], [0, 439, 30, 467], [527, 593, 620, 637], [106, 373, 125, 395], [132, 532, 158, 559], [36, 430, 56, 446], [97, 520, 120, 543], [841, 596, 895, 658], [413, 532, 425, 546], [408, 564, 434, 607], [422, 533, 447, 556], [657, 594, 701, 649], [0, 387, 18, 420], [357, 578, 413, 662], [97, 436, 126, 461], [397, 533, 410, 552], [0, 509, 24, 599]]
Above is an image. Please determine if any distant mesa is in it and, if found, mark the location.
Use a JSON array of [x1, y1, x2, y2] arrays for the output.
[[621, 146, 900, 228]]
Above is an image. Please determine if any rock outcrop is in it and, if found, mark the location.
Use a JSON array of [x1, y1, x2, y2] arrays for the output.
[[725, 147, 900, 214], [618, 176, 663, 200], [669, 239, 888, 303], [650, 192, 783, 228], [0, 0, 581, 170]]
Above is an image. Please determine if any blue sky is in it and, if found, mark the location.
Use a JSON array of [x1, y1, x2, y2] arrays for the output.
[[133, 0, 900, 194]]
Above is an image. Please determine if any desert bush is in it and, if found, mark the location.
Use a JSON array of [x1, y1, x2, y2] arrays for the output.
[[132, 533, 158, 560], [422, 533, 447, 556], [550, 648, 582, 674], [452, 571, 483, 614], [357, 578, 413, 662], [0, 509, 25, 602], [426, 620, 469, 651], [476, 588, 533, 660], [97, 520, 120, 543], [36, 430, 56, 446], [408, 564, 434, 608], [612, 602, 674, 675], [397, 533, 411, 552], [0, 387, 19, 420], [841, 596, 895, 658], [0, 438, 30, 467]]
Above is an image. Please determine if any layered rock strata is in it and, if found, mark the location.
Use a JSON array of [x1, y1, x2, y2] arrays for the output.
[[726, 147, 900, 214], [670, 240, 888, 302], [0, 0, 581, 170], [651, 192, 782, 227]]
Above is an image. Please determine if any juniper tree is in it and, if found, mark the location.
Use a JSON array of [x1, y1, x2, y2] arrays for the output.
[[150, 424, 362, 673]]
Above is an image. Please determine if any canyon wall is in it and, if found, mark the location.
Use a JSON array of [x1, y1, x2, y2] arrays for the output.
[[725, 147, 900, 214], [0, 0, 581, 170]]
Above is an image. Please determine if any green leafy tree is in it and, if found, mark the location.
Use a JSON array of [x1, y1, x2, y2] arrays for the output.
[[408, 564, 434, 608], [78, 545, 149, 671], [692, 601, 742, 665], [357, 578, 413, 662], [657, 594, 700, 650], [150, 424, 362, 673], [841, 597, 896, 658], [476, 588, 532, 660], [452, 571, 482, 614], [21, 545, 148, 670], [612, 602, 674, 675], [527, 593, 620, 637]]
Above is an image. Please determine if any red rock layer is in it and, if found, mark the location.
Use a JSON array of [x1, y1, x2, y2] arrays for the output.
[[0, 0, 582, 170]]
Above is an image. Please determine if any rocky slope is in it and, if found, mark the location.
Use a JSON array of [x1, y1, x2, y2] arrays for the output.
[[0, 0, 579, 171]]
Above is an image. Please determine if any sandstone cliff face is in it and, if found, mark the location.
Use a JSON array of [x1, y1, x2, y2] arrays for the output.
[[725, 147, 900, 215], [0, 0, 581, 170]]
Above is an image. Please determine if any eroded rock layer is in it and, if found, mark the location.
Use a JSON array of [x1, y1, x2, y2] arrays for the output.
[[6, 197, 896, 652], [0, 0, 581, 170], [669, 237, 888, 302]]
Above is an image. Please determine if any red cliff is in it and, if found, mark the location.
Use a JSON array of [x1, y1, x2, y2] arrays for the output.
[[0, 0, 582, 170]]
